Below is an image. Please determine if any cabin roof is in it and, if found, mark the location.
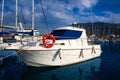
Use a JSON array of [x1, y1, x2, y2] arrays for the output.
[[54, 26, 86, 32]]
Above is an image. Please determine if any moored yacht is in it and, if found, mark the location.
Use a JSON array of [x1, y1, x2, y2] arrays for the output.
[[0, 25, 39, 50], [5, 26, 102, 67]]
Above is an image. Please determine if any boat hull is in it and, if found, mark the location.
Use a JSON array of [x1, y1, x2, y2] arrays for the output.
[[17, 46, 101, 67]]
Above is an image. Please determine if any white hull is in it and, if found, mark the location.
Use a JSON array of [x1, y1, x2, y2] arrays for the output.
[[18, 45, 101, 67]]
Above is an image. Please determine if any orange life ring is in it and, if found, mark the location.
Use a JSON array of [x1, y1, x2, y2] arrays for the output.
[[42, 33, 56, 48]]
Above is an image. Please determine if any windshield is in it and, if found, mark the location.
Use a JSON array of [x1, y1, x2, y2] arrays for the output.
[[51, 29, 82, 40]]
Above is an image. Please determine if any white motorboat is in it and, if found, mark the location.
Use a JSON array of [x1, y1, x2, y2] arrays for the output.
[[5, 26, 102, 67]]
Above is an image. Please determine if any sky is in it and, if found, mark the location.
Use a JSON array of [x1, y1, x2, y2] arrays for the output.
[[0, 0, 120, 33]]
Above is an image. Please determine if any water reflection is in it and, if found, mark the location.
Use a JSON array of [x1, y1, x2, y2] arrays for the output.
[[0, 51, 26, 80], [22, 58, 101, 80]]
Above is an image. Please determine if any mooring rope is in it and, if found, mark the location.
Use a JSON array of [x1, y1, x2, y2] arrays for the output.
[[39, 0, 50, 33]]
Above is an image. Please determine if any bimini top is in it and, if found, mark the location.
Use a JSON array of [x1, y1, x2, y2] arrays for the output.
[[51, 26, 86, 40]]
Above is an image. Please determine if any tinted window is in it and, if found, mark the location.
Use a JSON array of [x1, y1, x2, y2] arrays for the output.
[[51, 30, 82, 40]]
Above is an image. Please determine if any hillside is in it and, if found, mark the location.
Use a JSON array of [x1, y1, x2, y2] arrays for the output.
[[71, 22, 120, 38]]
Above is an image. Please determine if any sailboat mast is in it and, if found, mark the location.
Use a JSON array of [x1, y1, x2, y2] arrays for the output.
[[1, 0, 4, 26], [32, 0, 34, 30], [16, 0, 18, 31]]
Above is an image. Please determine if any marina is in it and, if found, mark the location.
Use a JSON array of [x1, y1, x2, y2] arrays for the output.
[[0, 0, 120, 80]]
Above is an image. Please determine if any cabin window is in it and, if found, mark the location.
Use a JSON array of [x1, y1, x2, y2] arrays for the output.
[[51, 29, 82, 40]]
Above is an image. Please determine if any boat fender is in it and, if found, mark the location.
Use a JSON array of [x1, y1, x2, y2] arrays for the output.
[[91, 47, 96, 54], [8, 43, 11, 46], [79, 49, 84, 58], [58, 48, 62, 59], [42, 33, 56, 48]]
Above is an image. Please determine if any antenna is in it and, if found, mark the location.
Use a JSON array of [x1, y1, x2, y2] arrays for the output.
[[71, 0, 74, 25], [90, 8, 94, 35]]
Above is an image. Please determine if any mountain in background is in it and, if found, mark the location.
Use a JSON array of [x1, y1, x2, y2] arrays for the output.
[[71, 22, 120, 39]]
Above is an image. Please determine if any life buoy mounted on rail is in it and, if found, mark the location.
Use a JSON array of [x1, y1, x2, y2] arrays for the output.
[[42, 33, 56, 48]]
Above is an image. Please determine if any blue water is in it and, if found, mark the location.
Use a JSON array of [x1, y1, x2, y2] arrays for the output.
[[0, 43, 120, 80]]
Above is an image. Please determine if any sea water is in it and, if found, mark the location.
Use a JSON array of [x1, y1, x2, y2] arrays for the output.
[[0, 43, 120, 80]]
